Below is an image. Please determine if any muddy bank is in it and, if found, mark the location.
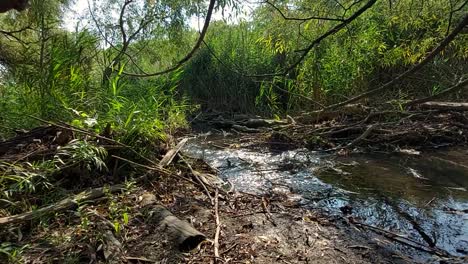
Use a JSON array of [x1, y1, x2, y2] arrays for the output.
[[0, 124, 400, 264]]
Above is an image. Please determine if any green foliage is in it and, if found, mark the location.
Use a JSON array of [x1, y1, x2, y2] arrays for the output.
[[55, 139, 108, 171], [0, 242, 28, 263], [181, 21, 276, 112], [181, 0, 467, 114]]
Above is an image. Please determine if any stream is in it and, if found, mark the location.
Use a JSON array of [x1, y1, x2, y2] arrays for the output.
[[182, 135, 468, 259]]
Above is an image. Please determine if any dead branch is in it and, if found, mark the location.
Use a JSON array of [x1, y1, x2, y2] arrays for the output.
[[325, 14, 468, 110], [111, 155, 199, 186], [159, 138, 189, 167], [179, 154, 214, 204], [405, 78, 468, 107], [327, 124, 376, 151], [346, 124, 376, 148], [0, 185, 125, 225], [352, 220, 450, 257], [419, 101, 468, 111], [213, 188, 221, 263], [28, 115, 158, 166]]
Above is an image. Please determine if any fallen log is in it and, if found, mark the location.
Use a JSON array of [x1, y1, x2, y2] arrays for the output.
[[0, 185, 124, 225], [140, 193, 206, 251], [419, 101, 468, 111], [212, 118, 287, 130]]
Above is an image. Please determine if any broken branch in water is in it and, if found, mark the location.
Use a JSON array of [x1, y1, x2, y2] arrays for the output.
[[327, 124, 376, 152]]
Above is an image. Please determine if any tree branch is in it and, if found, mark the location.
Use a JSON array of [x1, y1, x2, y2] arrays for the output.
[[324, 14, 468, 110], [122, 0, 217, 77], [405, 78, 468, 107], [248, 0, 377, 78], [264, 0, 345, 22]]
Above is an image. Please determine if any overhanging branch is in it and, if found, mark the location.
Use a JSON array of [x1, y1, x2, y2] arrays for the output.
[[324, 14, 468, 110], [248, 0, 377, 78], [122, 0, 217, 77], [264, 0, 345, 22]]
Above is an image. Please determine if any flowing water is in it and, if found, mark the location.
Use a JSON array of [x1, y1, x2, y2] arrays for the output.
[[182, 136, 468, 258]]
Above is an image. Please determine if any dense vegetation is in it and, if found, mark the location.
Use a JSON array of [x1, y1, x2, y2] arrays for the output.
[[0, 0, 467, 262], [1, 0, 466, 134]]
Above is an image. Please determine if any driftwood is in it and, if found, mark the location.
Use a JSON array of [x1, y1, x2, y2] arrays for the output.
[[242, 119, 288, 128], [212, 117, 288, 130], [0, 185, 124, 225], [140, 193, 206, 251], [159, 138, 188, 167], [419, 101, 468, 111]]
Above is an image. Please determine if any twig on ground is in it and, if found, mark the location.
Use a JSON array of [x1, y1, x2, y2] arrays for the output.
[[111, 155, 198, 186], [261, 197, 277, 226], [214, 188, 221, 263], [179, 154, 214, 204]]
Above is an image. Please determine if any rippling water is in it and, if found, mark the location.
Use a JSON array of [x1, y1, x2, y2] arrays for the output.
[[182, 137, 468, 257]]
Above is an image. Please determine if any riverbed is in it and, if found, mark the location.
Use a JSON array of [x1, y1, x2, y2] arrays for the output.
[[182, 135, 468, 260]]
